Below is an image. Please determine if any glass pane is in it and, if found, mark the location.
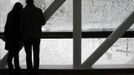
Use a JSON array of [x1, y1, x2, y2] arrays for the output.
[[20, 39, 73, 65], [0, 0, 15, 32], [42, 0, 73, 32], [82, 38, 105, 63], [0, 0, 25, 32], [0, 39, 7, 59], [82, 0, 134, 31], [0, 39, 73, 66], [0, 0, 73, 32], [82, 38, 134, 65]]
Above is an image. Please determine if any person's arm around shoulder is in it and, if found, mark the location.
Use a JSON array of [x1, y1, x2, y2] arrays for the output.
[[38, 9, 46, 26]]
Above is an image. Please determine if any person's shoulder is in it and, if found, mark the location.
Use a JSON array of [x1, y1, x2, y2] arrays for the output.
[[35, 7, 42, 12], [8, 11, 13, 17], [8, 12, 12, 16], [21, 8, 26, 13]]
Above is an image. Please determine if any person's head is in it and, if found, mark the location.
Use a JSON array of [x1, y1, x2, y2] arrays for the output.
[[26, 0, 34, 4], [12, 2, 23, 12]]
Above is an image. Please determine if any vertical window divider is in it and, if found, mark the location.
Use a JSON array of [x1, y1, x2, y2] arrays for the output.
[[73, 0, 82, 69]]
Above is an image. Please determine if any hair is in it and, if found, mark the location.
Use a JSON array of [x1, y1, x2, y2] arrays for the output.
[[26, 0, 34, 4], [12, 2, 23, 12]]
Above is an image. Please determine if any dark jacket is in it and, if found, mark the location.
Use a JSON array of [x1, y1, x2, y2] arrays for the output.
[[4, 9, 22, 50], [20, 4, 45, 39]]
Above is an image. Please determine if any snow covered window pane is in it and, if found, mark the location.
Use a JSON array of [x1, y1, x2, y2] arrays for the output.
[[82, 38, 134, 65], [82, 0, 134, 31], [41, 0, 73, 32], [19, 39, 73, 65]]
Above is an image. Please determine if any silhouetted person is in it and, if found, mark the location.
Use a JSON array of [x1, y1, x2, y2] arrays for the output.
[[4, 2, 23, 74], [20, 0, 45, 73]]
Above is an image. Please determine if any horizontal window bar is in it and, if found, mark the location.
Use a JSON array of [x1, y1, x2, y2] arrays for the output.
[[0, 31, 134, 38]]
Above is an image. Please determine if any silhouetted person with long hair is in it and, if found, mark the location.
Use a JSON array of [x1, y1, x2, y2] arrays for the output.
[[4, 2, 23, 74], [20, 0, 45, 74]]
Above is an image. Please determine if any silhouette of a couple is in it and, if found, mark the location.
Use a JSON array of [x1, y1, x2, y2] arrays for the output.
[[4, 0, 46, 74]]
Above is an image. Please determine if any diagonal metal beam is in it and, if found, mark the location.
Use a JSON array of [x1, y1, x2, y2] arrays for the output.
[[44, 0, 66, 21], [0, 52, 8, 69], [82, 12, 134, 69]]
